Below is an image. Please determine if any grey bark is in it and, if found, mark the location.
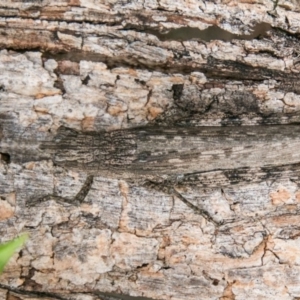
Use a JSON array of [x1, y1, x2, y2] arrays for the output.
[[1, 0, 300, 300]]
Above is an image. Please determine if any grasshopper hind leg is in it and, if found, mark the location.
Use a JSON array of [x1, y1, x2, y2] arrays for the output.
[[26, 175, 94, 207], [143, 179, 223, 227]]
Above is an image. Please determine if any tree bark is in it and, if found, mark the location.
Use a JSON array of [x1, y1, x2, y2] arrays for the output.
[[1, 0, 300, 299]]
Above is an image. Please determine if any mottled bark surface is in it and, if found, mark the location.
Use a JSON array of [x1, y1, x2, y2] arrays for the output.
[[1, 0, 300, 299]]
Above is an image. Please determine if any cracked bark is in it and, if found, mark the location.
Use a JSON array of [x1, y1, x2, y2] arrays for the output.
[[2, 0, 300, 299]]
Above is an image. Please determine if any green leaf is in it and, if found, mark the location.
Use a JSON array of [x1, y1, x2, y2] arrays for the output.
[[0, 234, 29, 274]]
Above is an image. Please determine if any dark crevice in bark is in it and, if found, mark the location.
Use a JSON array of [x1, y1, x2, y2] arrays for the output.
[[0, 284, 156, 300], [0, 152, 10, 164], [39, 50, 297, 82], [143, 22, 272, 42], [0, 284, 68, 300], [1, 46, 299, 87]]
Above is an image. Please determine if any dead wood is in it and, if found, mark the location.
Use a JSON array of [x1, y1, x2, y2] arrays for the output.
[[1, 0, 300, 299]]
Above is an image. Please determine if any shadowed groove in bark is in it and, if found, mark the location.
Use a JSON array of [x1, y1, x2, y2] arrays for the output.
[[144, 22, 272, 42], [0, 283, 156, 300], [41, 50, 295, 80]]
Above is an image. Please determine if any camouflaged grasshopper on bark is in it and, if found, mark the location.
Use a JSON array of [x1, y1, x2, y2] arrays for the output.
[[7, 124, 297, 226]]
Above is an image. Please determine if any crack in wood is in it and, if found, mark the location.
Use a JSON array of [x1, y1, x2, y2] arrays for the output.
[[144, 22, 272, 42]]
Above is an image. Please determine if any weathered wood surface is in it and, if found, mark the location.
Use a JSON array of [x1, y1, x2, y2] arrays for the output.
[[2, 0, 300, 299]]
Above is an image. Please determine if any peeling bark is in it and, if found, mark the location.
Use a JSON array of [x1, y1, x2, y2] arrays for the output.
[[1, 0, 300, 299]]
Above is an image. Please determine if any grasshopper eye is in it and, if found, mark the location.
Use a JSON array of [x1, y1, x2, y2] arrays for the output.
[[137, 151, 151, 162]]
